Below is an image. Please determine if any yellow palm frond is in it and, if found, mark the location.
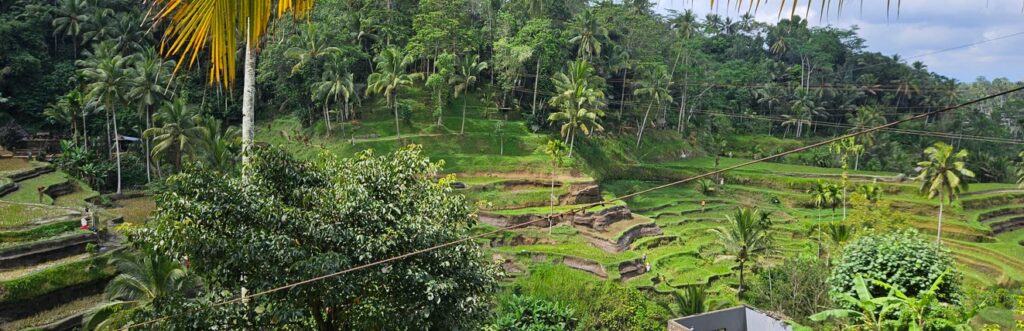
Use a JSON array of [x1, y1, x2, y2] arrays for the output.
[[153, 0, 316, 86]]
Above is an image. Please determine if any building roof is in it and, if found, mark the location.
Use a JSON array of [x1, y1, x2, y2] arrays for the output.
[[667, 305, 792, 331]]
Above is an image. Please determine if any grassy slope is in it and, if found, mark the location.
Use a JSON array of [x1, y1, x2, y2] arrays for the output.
[[257, 85, 1023, 324]]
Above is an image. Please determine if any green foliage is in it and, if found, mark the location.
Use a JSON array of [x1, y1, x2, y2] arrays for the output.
[[709, 207, 774, 296], [84, 250, 192, 330], [748, 258, 833, 324], [0, 254, 115, 304], [828, 229, 962, 308], [0, 220, 78, 243], [136, 145, 497, 329], [511, 265, 669, 331], [487, 294, 577, 331]]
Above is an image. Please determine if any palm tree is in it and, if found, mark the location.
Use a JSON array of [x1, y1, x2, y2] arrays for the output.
[[568, 9, 608, 60], [366, 47, 420, 140], [44, 93, 83, 144], [633, 64, 673, 147], [710, 207, 773, 296], [128, 48, 175, 182], [788, 88, 823, 137], [51, 0, 90, 58], [311, 62, 357, 136], [915, 142, 974, 242], [547, 60, 606, 157], [285, 23, 341, 75], [193, 115, 241, 173], [83, 251, 191, 330], [857, 183, 882, 204], [451, 54, 488, 135], [144, 99, 201, 173], [151, 0, 318, 164], [78, 42, 129, 194]]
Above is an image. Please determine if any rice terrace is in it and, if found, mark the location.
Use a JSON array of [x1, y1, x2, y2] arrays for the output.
[[1, 0, 1023, 330]]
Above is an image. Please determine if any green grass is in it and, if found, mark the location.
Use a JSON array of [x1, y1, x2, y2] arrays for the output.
[[0, 253, 115, 304], [0, 201, 71, 229], [2, 172, 69, 204], [0, 220, 79, 245], [0, 293, 104, 331], [107, 196, 156, 224]]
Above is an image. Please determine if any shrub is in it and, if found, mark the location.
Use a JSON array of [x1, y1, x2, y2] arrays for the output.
[[748, 257, 833, 324], [512, 264, 669, 331], [488, 294, 577, 331], [828, 229, 961, 308]]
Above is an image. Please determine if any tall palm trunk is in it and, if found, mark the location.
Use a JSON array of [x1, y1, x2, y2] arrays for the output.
[[391, 91, 401, 139], [738, 258, 746, 295], [323, 102, 332, 136], [144, 107, 151, 183], [111, 105, 122, 194], [460, 95, 467, 135], [636, 101, 654, 147], [532, 57, 541, 115], [82, 112, 88, 151], [937, 191, 944, 242], [618, 69, 628, 121], [241, 25, 256, 165]]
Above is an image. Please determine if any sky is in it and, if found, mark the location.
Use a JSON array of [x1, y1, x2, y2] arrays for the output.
[[653, 0, 1024, 82]]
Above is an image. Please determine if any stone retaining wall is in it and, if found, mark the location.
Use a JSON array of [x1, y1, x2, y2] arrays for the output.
[[0, 233, 98, 269], [0, 277, 109, 322]]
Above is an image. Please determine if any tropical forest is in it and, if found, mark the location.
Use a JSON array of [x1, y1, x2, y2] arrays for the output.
[[0, 0, 1022, 329]]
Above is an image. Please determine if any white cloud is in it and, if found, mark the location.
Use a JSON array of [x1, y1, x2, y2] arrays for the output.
[[653, 0, 1024, 81]]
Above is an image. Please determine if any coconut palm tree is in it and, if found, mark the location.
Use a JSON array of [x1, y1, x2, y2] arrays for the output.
[[915, 142, 974, 242], [568, 9, 608, 60], [151, 0, 317, 164], [83, 251, 191, 330], [144, 98, 201, 173], [78, 42, 130, 194], [193, 115, 241, 173], [451, 54, 488, 135], [285, 23, 341, 75], [51, 0, 90, 58], [857, 183, 882, 204], [366, 47, 421, 140], [547, 60, 606, 157], [128, 48, 175, 182], [633, 64, 673, 147], [311, 65, 355, 136], [710, 207, 773, 296]]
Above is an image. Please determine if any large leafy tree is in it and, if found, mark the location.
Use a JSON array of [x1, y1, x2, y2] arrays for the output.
[[137, 145, 497, 330], [914, 142, 974, 242], [366, 47, 421, 140], [547, 59, 605, 157], [284, 23, 340, 75], [710, 207, 773, 296]]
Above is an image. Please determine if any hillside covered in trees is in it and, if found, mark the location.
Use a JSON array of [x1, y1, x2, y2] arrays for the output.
[[1, 0, 1023, 329]]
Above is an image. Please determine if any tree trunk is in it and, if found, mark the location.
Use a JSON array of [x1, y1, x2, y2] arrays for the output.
[[82, 112, 88, 151], [323, 102, 331, 137], [677, 86, 687, 133], [937, 191, 944, 242], [460, 95, 467, 135], [636, 101, 654, 147], [738, 259, 746, 296], [532, 56, 541, 115], [618, 69, 628, 121], [568, 131, 575, 158], [392, 91, 402, 140], [241, 27, 257, 165], [144, 107, 151, 183], [111, 107, 122, 195]]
